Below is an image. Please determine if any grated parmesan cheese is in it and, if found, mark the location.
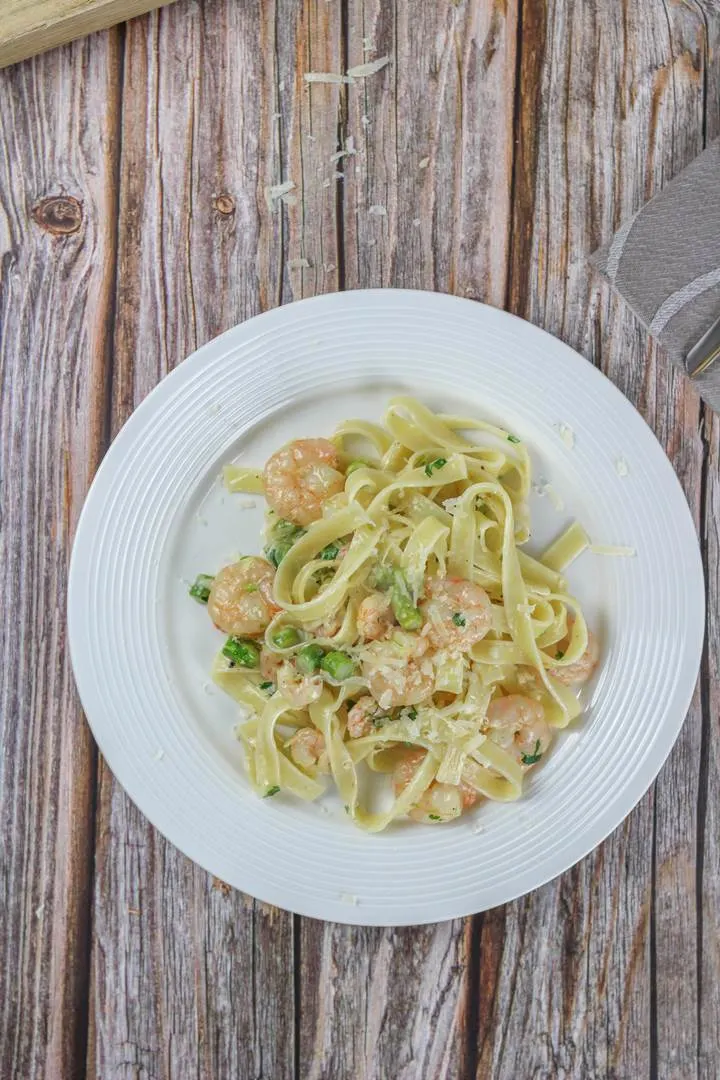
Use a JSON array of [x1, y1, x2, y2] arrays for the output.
[[330, 136, 356, 163], [532, 480, 565, 511], [615, 457, 629, 477], [153, 748, 165, 762], [287, 258, 310, 271], [418, 156, 430, 169], [265, 180, 296, 212], [239, 498, 257, 509], [554, 422, 576, 449], [368, 204, 387, 217], [347, 55, 390, 78], [361, 114, 371, 129], [589, 543, 636, 557], [339, 892, 359, 905], [412, 218, 421, 227]]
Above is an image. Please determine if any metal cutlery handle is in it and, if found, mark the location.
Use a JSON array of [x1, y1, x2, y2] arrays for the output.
[[687, 311, 720, 377]]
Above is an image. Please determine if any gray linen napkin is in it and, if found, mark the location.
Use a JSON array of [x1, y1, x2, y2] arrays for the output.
[[590, 139, 720, 411]]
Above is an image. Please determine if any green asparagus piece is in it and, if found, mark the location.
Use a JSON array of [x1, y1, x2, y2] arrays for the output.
[[319, 651, 357, 681], [222, 637, 261, 668], [272, 626, 302, 649], [390, 570, 423, 631], [189, 574, 214, 603], [296, 643, 325, 675]]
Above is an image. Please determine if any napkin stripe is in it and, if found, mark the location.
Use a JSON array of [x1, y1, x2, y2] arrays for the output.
[[606, 210, 640, 282], [648, 266, 720, 336]]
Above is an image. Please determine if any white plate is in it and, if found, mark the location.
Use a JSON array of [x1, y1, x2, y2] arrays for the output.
[[69, 290, 704, 926]]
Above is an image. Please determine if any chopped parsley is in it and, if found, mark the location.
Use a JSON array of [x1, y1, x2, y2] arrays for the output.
[[424, 457, 447, 478], [319, 543, 340, 560], [243, 582, 259, 593], [452, 612, 466, 627], [428, 814, 442, 821], [507, 434, 521, 444], [555, 650, 565, 660], [259, 681, 275, 694], [520, 739, 543, 766], [263, 785, 280, 798], [407, 707, 418, 721]]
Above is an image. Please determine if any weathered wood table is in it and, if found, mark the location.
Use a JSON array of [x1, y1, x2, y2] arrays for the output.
[[1, 1, 718, 1077]]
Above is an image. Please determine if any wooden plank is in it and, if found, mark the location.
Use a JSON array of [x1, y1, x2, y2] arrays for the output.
[[298, 920, 473, 1080], [342, 0, 517, 304], [634, 5, 709, 1076], [297, 3, 518, 1079], [0, 34, 121, 1080], [475, 2, 711, 1078], [87, 0, 342, 1075], [698, 10, 720, 1077], [0, 0, 176, 71]]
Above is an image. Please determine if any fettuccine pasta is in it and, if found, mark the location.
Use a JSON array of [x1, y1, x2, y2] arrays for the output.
[[188, 398, 600, 830]]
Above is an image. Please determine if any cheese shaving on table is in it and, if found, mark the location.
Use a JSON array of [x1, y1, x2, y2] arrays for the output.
[[368, 204, 387, 217], [304, 72, 353, 84], [287, 258, 311, 270], [330, 137, 356, 163], [347, 56, 390, 78], [265, 180, 296, 212]]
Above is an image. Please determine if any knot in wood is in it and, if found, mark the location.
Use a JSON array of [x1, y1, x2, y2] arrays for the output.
[[213, 193, 236, 215], [31, 196, 83, 235]]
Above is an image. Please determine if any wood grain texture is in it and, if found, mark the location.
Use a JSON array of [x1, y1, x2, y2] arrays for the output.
[[475, 3, 715, 1079], [88, 1, 342, 1077], [296, 4, 518, 1080], [0, 34, 121, 1080], [1, 0, 719, 1078], [0, 0, 176, 71], [697, 13, 720, 1079]]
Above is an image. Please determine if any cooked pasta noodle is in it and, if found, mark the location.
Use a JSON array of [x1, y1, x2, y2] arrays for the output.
[[190, 398, 600, 830]]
